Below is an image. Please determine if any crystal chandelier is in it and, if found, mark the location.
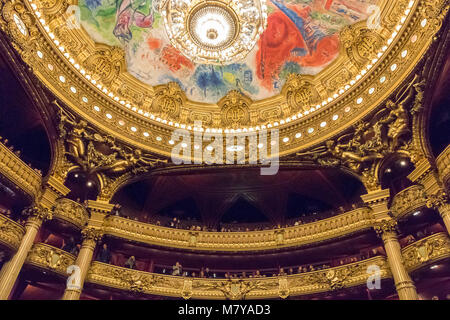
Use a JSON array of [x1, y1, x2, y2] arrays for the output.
[[160, 0, 268, 65]]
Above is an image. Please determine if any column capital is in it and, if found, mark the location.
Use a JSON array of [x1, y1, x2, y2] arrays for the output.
[[81, 227, 103, 242], [374, 219, 398, 239], [426, 189, 448, 210], [22, 205, 52, 228]]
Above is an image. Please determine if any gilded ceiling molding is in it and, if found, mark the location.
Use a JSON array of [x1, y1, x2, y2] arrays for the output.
[[102, 207, 374, 252], [55, 104, 168, 188], [402, 232, 450, 272], [288, 73, 431, 192], [0, 0, 447, 159], [84, 256, 391, 300]]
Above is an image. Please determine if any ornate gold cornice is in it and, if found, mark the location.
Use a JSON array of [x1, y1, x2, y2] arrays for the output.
[[0, 0, 447, 159], [102, 207, 374, 252], [25, 242, 76, 277], [0, 140, 42, 201], [0, 213, 25, 253], [52, 197, 89, 229], [402, 232, 450, 272], [85, 256, 391, 300], [390, 185, 427, 220]]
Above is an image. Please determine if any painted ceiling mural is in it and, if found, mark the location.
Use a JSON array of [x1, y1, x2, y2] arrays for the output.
[[80, 0, 380, 103]]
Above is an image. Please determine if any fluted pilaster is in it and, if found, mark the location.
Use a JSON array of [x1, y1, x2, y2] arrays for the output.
[[62, 227, 102, 300], [0, 206, 51, 299], [374, 220, 418, 300]]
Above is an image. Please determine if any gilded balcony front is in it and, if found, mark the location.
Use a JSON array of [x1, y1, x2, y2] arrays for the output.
[[390, 185, 427, 220], [86, 256, 391, 300], [0, 141, 41, 201], [103, 207, 375, 252], [0, 214, 25, 253], [402, 232, 450, 272]]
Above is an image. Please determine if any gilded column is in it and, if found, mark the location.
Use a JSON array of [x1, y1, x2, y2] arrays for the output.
[[426, 190, 450, 235], [62, 227, 102, 300], [0, 206, 51, 300], [374, 220, 418, 300]]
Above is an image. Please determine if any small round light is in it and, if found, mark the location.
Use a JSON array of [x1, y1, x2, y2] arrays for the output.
[[390, 64, 397, 71], [118, 120, 125, 126], [105, 113, 112, 119], [70, 86, 77, 93], [59, 75, 65, 83], [320, 121, 327, 127], [295, 133, 302, 139], [82, 97, 88, 103], [143, 132, 150, 137], [282, 137, 289, 143], [130, 127, 137, 132], [380, 76, 386, 83], [37, 51, 43, 58], [401, 50, 408, 58], [93, 106, 100, 112], [356, 97, 363, 104], [332, 114, 339, 121], [421, 19, 427, 27], [344, 106, 351, 113], [411, 35, 418, 43], [369, 88, 375, 95], [308, 128, 314, 134], [156, 136, 162, 141]]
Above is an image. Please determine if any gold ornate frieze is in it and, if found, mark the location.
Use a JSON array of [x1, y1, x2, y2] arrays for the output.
[[436, 145, 450, 189], [0, 0, 447, 158], [0, 141, 42, 201], [85, 256, 390, 299], [26, 242, 76, 277], [52, 197, 89, 229], [0, 213, 25, 252], [402, 232, 450, 272], [103, 208, 374, 252], [390, 185, 427, 219]]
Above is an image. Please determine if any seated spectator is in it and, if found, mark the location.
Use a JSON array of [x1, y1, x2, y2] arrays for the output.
[[191, 272, 196, 278], [309, 265, 315, 272], [70, 244, 81, 256], [297, 266, 302, 273], [172, 261, 182, 276], [61, 237, 75, 253], [254, 270, 262, 278], [98, 243, 112, 264], [125, 255, 137, 269], [204, 267, 211, 278], [288, 268, 294, 275]]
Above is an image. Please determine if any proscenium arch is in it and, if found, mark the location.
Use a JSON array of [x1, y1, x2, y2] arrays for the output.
[[100, 162, 369, 205]]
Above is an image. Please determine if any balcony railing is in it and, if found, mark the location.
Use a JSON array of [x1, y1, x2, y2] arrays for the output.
[[390, 185, 427, 219], [402, 232, 450, 272], [0, 141, 42, 201], [86, 256, 391, 300], [436, 145, 450, 188], [25, 243, 76, 277], [0, 213, 25, 252], [103, 207, 374, 252], [52, 198, 89, 229]]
